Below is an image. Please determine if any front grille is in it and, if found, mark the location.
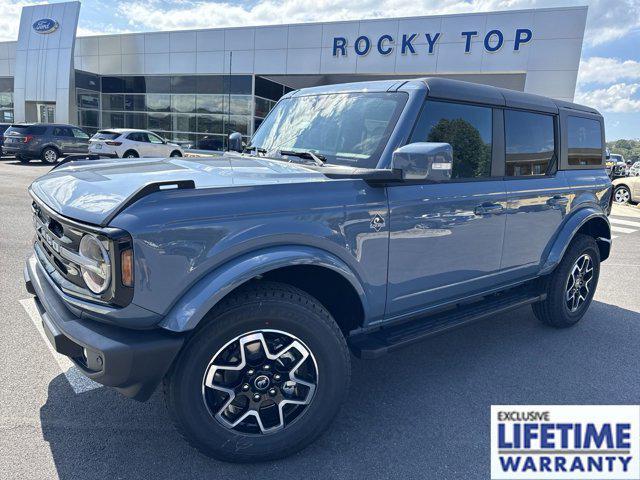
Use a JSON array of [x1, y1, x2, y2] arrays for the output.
[[31, 197, 134, 308], [32, 200, 86, 290]]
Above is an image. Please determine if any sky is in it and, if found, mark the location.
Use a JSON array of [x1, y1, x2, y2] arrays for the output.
[[1, 0, 639, 140]]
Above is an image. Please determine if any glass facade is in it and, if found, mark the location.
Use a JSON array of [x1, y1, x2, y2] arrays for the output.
[[75, 72, 289, 150], [0, 77, 14, 123]]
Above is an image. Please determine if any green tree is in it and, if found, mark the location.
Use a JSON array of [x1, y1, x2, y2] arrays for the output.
[[427, 118, 491, 178], [607, 139, 640, 163]]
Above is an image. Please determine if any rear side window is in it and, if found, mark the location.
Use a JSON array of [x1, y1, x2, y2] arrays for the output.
[[410, 101, 492, 179], [29, 126, 47, 135], [6, 125, 47, 135], [505, 110, 556, 176], [568, 116, 603, 166], [127, 132, 145, 142], [52, 126, 72, 137]]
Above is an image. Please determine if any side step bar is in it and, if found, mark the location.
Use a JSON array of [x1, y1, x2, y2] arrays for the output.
[[348, 292, 546, 359]]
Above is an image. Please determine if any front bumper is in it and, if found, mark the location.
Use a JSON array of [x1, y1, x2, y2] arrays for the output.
[[25, 254, 185, 401]]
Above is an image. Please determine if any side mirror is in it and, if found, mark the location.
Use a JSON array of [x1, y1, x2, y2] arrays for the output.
[[391, 142, 453, 182], [228, 132, 243, 153]]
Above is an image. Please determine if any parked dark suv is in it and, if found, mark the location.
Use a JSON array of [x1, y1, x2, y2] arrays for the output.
[[2, 123, 90, 163], [0, 122, 11, 156]]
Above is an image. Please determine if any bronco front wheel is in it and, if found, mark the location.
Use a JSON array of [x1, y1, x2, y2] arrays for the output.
[[163, 282, 350, 462]]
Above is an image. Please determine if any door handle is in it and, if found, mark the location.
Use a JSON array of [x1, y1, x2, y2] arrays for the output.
[[474, 202, 504, 215], [547, 195, 569, 207]]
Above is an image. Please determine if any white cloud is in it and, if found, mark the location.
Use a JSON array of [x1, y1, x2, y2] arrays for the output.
[[578, 57, 640, 85], [575, 83, 640, 112], [114, 0, 640, 46], [0, 0, 37, 41]]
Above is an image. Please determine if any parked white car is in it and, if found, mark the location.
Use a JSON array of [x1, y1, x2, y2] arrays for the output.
[[89, 129, 184, 158], [629, 161, 640, 177]]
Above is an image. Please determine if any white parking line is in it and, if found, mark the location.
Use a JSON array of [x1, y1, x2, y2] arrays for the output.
[[19, 298, 101, 394], [610, 225, 637, 234], [609, 217, 640, 228], [610, 207, 640, 218]]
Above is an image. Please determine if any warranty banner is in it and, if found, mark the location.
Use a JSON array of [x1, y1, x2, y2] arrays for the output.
[[491, 405, 640, 480]]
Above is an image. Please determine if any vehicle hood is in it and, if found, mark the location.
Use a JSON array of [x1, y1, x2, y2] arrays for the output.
[[29, 155, 328, 226]]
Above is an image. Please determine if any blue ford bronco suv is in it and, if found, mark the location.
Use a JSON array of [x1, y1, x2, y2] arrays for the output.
[[25, 78, 612, 462]]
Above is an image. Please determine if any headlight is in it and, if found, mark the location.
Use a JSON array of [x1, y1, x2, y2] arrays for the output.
[[79, 234, 111, 294]]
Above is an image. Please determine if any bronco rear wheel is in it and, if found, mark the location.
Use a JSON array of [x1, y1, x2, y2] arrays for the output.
[[533, 234, 600, 328], [163, 282, 350, 462]]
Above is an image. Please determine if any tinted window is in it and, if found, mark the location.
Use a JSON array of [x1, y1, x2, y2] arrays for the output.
[[101, 76, 125, 93], [103, 112, 124, 129], [144, 76, 171, 93], [147, 94, 171, 112], [255, 76, 285, 101], [196, 76, 224, 94], [568, 116, 603, 166], [75, 71, 100, 92], [410, 101, 492, 179], [93, 131, 121, 140], [225, 75, 252, 95], [80, 110, 99, 127], [52, 126, 72, 137], [505, 110, 555, 176], [30, 126, 47, 135], [148, 113, 171, 131], [127, 132, 145, 142], [124, 94, 145, 111], [171, 76, 197, 94], [0, 77, 13, 93], [72, 128, 89, 139], [102, 94, 124, 111]]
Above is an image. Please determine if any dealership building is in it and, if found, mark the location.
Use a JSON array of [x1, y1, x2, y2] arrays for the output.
[[0, 1, 587, 149]]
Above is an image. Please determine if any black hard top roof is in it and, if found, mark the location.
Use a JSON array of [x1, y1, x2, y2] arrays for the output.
[[414, 77, 600, 116], [291, 77, 600, 117]]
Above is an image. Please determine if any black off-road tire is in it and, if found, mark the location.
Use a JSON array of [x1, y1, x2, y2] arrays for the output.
[[533, 234, 600, 328], [163, 281, 351, 463]]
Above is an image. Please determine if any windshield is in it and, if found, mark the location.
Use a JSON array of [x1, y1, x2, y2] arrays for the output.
[[250, 92, 407, 168]]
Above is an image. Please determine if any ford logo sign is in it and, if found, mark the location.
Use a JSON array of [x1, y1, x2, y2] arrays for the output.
[[32, 19, 59, 34]]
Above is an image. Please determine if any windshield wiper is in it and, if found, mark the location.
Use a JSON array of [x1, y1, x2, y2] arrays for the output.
[[280, 149, 326, 167], [243, 145, 267, 155]]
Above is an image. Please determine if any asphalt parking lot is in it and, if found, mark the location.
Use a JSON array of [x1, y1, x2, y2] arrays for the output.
[[1, 157, 639, 479]]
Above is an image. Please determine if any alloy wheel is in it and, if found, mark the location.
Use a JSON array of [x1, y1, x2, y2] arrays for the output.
[[43, 149, 58, 163], [614, 187, 630, 203], [565, 253, 594, 313], [202, 330, 318, 435]]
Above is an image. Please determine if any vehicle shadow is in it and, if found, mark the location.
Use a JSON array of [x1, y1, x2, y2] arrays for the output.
[[4, 159, 51, 167], [40, 300, 640, 479]]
